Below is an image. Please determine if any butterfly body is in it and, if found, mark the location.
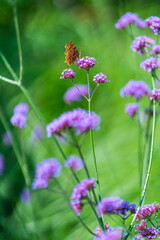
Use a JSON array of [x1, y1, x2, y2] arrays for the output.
[[65, 41, 81, 65]]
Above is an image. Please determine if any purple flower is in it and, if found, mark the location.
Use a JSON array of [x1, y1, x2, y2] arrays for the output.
[[132, 221, 160, 239], [10, 113, 27, 129], [94, 223, 110, 239], [97, 196, 136, 217], [76, 56, 97, 70], [150, 88, 160, 101], [31, 124, 44, 141], [131, 36, 155, 55], [0, 154, 4, 176], [145, 16, 160, 35], [135, 202, 160, 221], [2, 132, 11, 146], [20, 189, 31, 204], [65, 155, 84, 171], [14, 103, 29, 115], [63, 84, 88, 104], [11, 103, 29, 129], [115, 12, 146, 29], [96, 229, 123, 240], [120, 80, 149, 99], [151, 45, 160, 56], [71, 178, 95, 215], [32, 158, 62, 190], [60, 69, 76, 79], [46, 108, 100, 137], [93, 73, 110, 83], [125, 103, 139, 117], [140, 57, 160, 72]]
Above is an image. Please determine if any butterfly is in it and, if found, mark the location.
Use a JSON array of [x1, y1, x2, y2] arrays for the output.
[[65, 41, 81, 65]]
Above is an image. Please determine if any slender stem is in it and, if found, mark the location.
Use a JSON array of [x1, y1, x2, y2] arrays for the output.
[[53, 178, 96, 236], [148, 218, 157, 229], [124, 75, 156, 239], [70, 78, 88, 101], [87, 70, 102, 202], [136, 101, 142, 191], [12, 0, 23, 82], [0, 51, 19, 81], [0, 75, 19, 85], [87, 70, 104, 230], [90, 83, 100, 100], [86, 196, 102, 226]]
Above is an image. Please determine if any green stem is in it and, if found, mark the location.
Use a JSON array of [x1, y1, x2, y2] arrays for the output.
[[53, 179, 96, 236], [0, 75, 19, 85], [12, 0, 23, 83], [0, 51, 19, 81], [124, 75, 156, 239], [70, 79, 88, 101]]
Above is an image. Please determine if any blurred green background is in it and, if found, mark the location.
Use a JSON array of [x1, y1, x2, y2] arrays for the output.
[[0, 0, 160, 239]]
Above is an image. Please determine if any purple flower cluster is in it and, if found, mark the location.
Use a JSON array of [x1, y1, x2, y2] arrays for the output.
[[125, 103, 139, 117], [131, 36, 155, 55], [20, 189, 31, 204], [140, 57, 160, 72], [70, 178, 95, 215], [145, 16, 160, 35], [136, 202, 160, 221], [2, 132, 11, 146], [96, 229, 123, 240], [94, 223, 110, 239], [63, 84, 88, 104], [32, 158, 62, 189], [150, 88, 160, 101], [115, 12, 146, 29], [151, 45, 160, 56], [46, 108, 100, 137], [76, 57, 97, 70], [97, 196, 136, 217], [132, 221, 160, 240], [0, 154, 4, 176], [60, 69, 76, 79], [120, 80, 149, 99], [10, 103, 29, 129], [65, 155, 84, 171], [93, 73, 110, 84]]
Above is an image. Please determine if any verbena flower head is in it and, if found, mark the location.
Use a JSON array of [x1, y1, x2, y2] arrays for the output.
[[132, 221, 160, 239], [32, 158, 62, 189], [71, 178, 95, 215], [60, 69, 76, 79], [96, 229, 123, 240], [94, 223, 110, 239], [65, 155, 84, 171], [46, 108, 100, 137], [11, 103, 29, 129], [120, 80, 149, 99], [63, 84, 88, 104], [115, 12, 146, 29], [10, 113, 27, 129], [76, 56, 97, 70], [97, 196, 136, 217], [151, 45, 160, 56], [136, 202, 160, 221], [2, 132, 11, 146], [93, 73, 110, 83], [131, 36, 155, 55], [125, 103, 139, 117], [31, 124, 44, 141], [0, 154, 4, 176], [14, 103, 29, 115], [20, 189, 31, 204], [150, 88, 160, 101], [140, 57, 160, 72], [145, 16, 160, 35]]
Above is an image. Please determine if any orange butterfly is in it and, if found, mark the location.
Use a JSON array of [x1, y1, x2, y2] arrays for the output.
[[65, 41, 81, 65]]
